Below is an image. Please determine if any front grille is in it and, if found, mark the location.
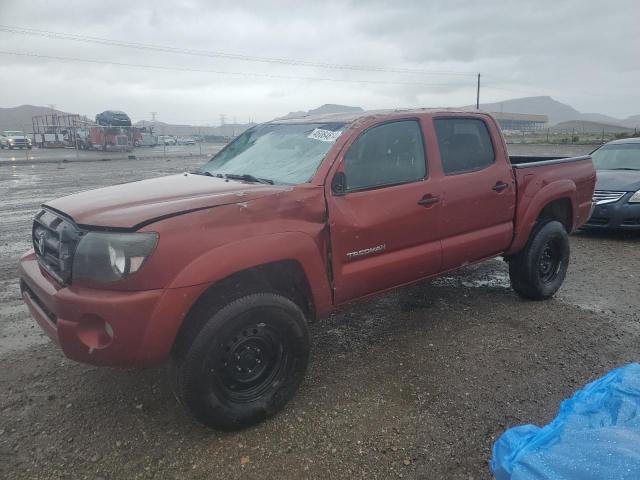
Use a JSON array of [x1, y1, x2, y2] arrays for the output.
[[623, 218, 640, 226], [593, 190, 626, 205], [586, 216, 609, 226], [32, 209, 81, 284]]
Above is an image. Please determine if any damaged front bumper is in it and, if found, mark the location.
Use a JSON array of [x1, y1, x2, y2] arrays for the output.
[[18, 250, 206, 367]]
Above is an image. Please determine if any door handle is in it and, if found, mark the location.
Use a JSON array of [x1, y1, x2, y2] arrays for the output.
[[418, 195, 440, 206], [492, 181, 509, 192]]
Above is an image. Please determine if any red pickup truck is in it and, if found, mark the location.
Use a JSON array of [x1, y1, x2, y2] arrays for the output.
[[19, 109, 596, 429]]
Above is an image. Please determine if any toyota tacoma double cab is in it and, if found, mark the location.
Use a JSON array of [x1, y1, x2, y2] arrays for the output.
[[19, 109, 596, 429]]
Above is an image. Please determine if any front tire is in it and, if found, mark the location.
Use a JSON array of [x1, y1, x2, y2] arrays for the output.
[[172, 293, 309, 430], [508, 220, 570, 300]]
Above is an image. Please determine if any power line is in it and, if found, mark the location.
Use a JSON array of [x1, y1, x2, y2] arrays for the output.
[[0, 24, 477, 77], [0, 25, 618, 101], [0, 50, 475, 89]]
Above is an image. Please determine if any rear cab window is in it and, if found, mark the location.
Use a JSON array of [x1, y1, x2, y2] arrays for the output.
[[434, 118, 495, 175], [343, 120, 427, 192]]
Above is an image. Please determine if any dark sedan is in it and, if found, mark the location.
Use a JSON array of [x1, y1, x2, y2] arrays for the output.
[[585, 137, 640, 230]]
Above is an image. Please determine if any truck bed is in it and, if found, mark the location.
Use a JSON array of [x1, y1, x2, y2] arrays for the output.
[[506, 154, 596, 255]]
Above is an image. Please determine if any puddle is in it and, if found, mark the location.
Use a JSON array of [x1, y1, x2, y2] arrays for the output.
[[432, 268, 510, 290]]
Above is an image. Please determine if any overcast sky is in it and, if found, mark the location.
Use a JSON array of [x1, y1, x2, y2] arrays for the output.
[[0, 0, 637, 124]]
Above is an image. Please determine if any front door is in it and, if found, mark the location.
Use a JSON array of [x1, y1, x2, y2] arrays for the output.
[[327, 118, 443, 303]]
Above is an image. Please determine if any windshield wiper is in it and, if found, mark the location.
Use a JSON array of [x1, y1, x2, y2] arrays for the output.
[[222, 173, 274, 185], [189, 171, 274, 184], [608, 168, 639, 171]]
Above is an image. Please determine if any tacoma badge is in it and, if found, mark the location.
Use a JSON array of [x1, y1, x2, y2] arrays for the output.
[[346, 244, 386, 259]]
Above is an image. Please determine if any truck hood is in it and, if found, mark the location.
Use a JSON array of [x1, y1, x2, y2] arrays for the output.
[[45, 174, 290, 228], [596, 170, 640, 192]]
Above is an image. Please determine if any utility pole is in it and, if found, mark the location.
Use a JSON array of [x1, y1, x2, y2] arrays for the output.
[[150, 112, 157, 138], [476, 73, 481, 110], [220, 114, 226, 126]]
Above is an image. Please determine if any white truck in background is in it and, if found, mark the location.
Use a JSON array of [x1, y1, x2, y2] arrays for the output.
[[1, 130, 32, 149]]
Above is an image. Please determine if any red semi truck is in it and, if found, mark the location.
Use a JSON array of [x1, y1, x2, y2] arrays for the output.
[[87, 125, 132, 151], [19, 109, 596, 429]]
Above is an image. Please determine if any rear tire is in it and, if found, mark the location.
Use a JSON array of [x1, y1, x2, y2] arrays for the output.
[[171, 293, 309, 430], [508, 220, 570, 300]]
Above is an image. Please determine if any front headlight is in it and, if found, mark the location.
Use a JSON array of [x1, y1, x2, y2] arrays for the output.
[[629, 190, 640, 203], [72, 232, 158, 283]]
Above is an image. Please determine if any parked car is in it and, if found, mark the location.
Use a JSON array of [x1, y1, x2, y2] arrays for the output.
[[19, 109, 595, 430], [1, 130, 32, 149], [158, 135, 176, 145], [176, 136, 196, 145], [95, 110, 132, 127], [583, 137, 640, 229]]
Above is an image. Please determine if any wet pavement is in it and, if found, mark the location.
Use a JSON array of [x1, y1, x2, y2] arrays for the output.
[[0, 143, 223, 164], [1, 144, 638, 479]]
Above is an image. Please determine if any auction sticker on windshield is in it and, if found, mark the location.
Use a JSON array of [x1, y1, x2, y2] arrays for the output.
[[308, 128, 342, 142]]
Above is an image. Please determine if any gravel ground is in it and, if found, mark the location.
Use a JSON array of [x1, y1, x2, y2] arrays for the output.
[[1, 144, 638, 479]]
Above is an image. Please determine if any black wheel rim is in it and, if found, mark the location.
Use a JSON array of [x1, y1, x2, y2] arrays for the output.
[[210, 321, 287, 403], [538, 238, 563, 284]]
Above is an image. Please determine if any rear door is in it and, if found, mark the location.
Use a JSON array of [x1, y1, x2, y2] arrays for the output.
[[326, 118, 443, 303], [433, 116, 516, 270]]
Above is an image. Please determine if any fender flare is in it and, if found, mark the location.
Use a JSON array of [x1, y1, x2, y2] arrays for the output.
[[507, 179, 577, 255], [167, 231, 333, 314]]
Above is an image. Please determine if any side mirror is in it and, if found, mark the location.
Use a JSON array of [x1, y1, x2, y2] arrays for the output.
[[331, 172, 347, 196]]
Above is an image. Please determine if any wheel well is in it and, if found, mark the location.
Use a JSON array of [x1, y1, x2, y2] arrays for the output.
[[172, 260, 315, 357], [538, 198, 573, 232]]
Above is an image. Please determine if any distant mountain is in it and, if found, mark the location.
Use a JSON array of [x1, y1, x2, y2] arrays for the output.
[[277, 104, 363, 120], [464, 96, 636, 127], [550, 120, 634, 134], [578, 112, 625, 125], [621, 115, 640, 129], [465, 96, 579, 125], [0, 104, 73, 132]]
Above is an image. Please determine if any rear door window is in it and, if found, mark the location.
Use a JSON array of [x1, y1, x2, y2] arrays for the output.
[[434, 118, 495, 175], [343, 120, 426, 191]]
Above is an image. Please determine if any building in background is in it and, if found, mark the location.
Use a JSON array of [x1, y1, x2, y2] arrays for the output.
[[490, 112, 548, 131]]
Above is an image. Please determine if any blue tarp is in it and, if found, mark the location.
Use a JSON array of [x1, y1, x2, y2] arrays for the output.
[[490, 363, 640, 480]]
